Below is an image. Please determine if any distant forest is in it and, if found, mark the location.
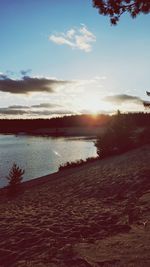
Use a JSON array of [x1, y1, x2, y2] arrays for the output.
[[0, 113, 149, 134]]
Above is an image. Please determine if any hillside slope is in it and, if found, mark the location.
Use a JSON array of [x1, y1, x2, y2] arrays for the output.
[[0, 145, 150, 267]]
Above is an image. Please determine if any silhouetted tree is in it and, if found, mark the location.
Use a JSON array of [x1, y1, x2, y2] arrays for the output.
[[143, 91, 150, 108], [95, 111, 134, 157], [6, 163, 25, 196], [95, 127, 116, 157], [93, 0, 150, 24]]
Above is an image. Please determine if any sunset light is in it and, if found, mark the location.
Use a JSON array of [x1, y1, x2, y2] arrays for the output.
[[0, 1, 149, 118], [0, 1, 150, 266]]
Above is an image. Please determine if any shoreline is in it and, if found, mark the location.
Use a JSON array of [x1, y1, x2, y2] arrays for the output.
[[1, 144, 147, 192], [0, 126, 106, 137], [21, 144, 150, 189], [0, 133, 98, 189]]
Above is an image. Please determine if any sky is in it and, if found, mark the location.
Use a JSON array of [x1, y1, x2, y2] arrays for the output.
[[0, 0, 150, 118]]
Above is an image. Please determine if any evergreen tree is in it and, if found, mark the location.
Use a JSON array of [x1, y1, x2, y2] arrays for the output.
[[6, 163, 25, 196]]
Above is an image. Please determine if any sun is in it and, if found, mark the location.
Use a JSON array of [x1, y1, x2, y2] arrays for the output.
[[89, 106, 100, 117], [82, 97, 108, 114], [82, 96, 102, 114], [75, 91, 114, 115]]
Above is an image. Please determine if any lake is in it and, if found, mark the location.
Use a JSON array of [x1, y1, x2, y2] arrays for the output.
[[0, 134, 97, 187]]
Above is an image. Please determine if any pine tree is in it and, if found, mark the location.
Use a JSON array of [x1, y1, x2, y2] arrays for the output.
[[6, 163, 25, 196]]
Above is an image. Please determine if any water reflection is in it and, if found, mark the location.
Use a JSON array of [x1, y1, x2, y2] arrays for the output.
[[0, 134, 97, 187]]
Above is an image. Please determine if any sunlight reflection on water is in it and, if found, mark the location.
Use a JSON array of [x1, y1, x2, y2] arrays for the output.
[[0, 134, 97, 187]]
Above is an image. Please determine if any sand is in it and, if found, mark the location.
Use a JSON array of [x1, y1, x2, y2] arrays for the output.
[[0, 145, 150, 267]]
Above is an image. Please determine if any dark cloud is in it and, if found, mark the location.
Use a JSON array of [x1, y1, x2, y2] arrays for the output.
[[103, 94, 143, 105], [8, 105, 30, 109], [20, 69, 32, 76], [7, 103, 61, 109], [31, 103, 61, 108], [0, 107, 74, 117], [30, 110, 74, 116], [0, 108, 27, 115], [6, 70, 15, 76], [0, 74, 8, 80], [0, 75, 69, 94]]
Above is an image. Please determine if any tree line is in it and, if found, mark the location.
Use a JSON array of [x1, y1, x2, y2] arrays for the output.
[[0, 113, 149, 134]]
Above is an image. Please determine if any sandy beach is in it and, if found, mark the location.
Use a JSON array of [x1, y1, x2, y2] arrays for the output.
[[0, 145, 150, 267]]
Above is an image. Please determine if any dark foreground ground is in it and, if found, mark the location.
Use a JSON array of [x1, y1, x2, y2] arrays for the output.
[[0, 145, 150, 267]]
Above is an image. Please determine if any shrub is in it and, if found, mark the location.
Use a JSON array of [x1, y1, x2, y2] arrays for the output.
[[95, 123, 134, 158], [95, 127, 116, 158], [59, 157, 98, 171], [136, 127, 150, 145], [6, 163, 25, 196]]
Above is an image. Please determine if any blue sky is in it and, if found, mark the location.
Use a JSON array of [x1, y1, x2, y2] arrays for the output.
[[0, 0, 150, 118]]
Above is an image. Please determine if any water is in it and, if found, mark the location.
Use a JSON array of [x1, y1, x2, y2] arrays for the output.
[[0, 134, 97, 187]]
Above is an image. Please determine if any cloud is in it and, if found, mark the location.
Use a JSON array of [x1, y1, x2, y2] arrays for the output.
[[66, 29, 76, 39], [103, 94, 143, 105], [31, 103, 61, 108], [0, 74, 8, 80], [49, 35, 74, 47], [8, 105, 30, 109], [30, 110, 74, 116], [49, 25, 96, 52], [0, 75, 69, 94], [0, 102, 73, 117], [0, 107, 74, 117], [0, 108, 28, 115], [20, 69, 32, 76], [7, 103, 61, 109]]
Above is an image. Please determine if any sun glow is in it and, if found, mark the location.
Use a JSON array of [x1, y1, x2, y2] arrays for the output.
[[79, 94, 114, 115], [88, 101, 101, 114]]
